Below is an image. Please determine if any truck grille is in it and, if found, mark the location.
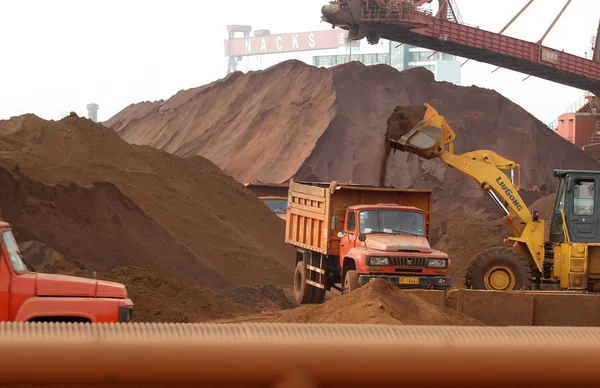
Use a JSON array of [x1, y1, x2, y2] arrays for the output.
[[389, 257, 428, 267]]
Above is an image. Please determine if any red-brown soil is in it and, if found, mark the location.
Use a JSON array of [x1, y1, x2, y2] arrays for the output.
[[0, 114, 299, 322], [215, 278, 483, 325], [106, 60, 592, 292], [7, 61, 584, 323], [107, 60, 599, 198], [19, 241, 255, 322], [0, 114, 294, 286]]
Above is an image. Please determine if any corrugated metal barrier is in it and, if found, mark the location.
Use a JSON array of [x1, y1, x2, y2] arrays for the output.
[[0, 322, 599, 387]]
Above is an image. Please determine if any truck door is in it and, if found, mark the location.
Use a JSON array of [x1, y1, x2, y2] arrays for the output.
[[0, 243, 9, 321], [567, 176, 599, 242], [339, 211, 357, 259]]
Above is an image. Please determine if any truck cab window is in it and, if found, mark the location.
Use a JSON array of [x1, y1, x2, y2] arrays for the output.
[[574, 180, 595, 216], [2, 231, 28, 274], [346, 211, 356, 232], [359, 210, 425, 236]]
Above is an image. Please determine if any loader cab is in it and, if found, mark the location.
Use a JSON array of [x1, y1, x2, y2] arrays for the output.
[[550, 170, 600, 243]]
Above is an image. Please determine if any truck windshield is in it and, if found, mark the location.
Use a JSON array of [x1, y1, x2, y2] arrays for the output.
[[358, 210, 425, 236], [2, 230, 28, 274]]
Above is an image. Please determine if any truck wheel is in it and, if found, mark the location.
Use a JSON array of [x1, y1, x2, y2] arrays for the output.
[[294, 261, 314, 304], [311, 286, 326, 304], [466, 247, 533, 291], [343, 270, 360, 294]]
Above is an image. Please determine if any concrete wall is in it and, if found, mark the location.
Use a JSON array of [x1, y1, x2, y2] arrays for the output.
[[447, 289, 600, 326], [407, 289, 446, 308]]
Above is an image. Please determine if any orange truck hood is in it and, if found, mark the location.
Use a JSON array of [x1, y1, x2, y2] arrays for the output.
[[35, 273, 127, 299], [365, 234, 432, 253]]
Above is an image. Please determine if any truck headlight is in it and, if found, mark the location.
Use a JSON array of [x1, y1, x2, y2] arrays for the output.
[[428, 259, 447, 268], [369, 257, 389, 265]]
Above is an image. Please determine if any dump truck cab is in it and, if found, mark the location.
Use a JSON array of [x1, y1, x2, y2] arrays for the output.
[[286, 180, 451, 305], [338, 204, 450, 289], [0, 222, 133, 323]]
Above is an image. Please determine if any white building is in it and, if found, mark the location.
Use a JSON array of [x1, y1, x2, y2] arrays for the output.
[[229, 30, 461, 85]]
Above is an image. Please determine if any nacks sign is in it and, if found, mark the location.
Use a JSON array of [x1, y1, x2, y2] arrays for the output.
[[224, 30, 357, 57]]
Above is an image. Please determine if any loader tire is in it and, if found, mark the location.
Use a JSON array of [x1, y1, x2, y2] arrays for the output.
[[343, 270, 360, 295], [466, 247, 533, 291], [294, 261, 314, 304]]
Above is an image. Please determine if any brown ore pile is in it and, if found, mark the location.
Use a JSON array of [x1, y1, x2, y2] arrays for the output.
[[0, 114, 296, 322], [216, 279, 483, 325], [106, 60, 599, 196], [106, 59, 595, 288]]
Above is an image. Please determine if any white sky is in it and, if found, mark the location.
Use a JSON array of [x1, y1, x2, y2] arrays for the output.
[[0, 0, 598, 124]]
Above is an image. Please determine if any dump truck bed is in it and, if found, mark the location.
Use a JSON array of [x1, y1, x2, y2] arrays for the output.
[[286, 180, 432, 256]]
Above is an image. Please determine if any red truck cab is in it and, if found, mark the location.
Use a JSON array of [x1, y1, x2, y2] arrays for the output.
[[0, 222, 133, 323], [337, 204, 450, 292]]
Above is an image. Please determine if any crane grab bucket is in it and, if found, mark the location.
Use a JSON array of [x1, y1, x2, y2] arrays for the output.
[[386, 103, 456, 159]]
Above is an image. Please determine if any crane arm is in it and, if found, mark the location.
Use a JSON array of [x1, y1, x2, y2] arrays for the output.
[[387, 103, 545, 270]]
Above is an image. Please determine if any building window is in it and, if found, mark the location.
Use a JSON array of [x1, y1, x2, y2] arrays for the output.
[[408, 51, 434, 62]]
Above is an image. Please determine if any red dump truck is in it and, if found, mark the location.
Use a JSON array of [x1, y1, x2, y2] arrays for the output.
[[286, 180, 451, 304], [0, 221, 133, 323]]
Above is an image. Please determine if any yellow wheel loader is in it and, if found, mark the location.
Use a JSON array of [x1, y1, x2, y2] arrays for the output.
[[385, 103, 600, 292]]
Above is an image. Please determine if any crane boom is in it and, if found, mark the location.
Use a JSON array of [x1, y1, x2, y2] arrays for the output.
[[386, 104, 545, 271]]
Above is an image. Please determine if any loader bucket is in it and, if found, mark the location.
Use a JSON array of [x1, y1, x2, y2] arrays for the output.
[[386, 103, 456, 159]]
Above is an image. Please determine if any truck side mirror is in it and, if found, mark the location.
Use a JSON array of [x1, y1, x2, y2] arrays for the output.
[[331, 216, 339, 230], [358, 233, 367, 242]]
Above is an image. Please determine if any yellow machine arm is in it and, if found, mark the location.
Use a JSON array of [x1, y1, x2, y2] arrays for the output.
[[387, 103, 545, 272]]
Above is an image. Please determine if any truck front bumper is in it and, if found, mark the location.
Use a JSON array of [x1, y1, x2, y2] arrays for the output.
[[358, 275, 451, 290]]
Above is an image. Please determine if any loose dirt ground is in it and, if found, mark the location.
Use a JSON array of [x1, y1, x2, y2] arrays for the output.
[[0, 114, 297, 322], [214, 279, 483, 325]]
